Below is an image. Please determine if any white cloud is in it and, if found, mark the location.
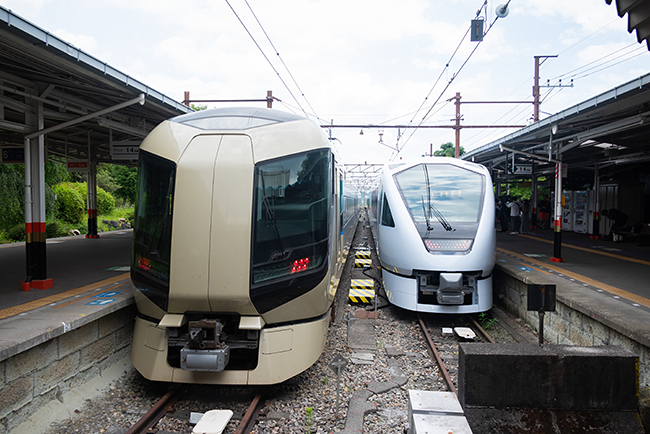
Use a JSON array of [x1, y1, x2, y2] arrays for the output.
[[2, 0, 648, 160]]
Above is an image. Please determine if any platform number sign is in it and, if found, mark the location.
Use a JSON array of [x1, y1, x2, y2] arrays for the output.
[[111, 141, 141, 160], [2, 147, 25, 164]]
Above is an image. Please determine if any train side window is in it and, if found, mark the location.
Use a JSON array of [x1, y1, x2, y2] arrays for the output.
[[381, 195, 395, 227]]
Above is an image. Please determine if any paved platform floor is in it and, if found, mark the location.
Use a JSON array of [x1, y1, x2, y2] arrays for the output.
[[495, 227, 650, 312], [0, 230, 134, 362]]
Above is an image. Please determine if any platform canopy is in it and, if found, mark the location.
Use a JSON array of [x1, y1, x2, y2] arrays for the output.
[[0, 6, 192, 167], [462, 73, 650, 180], [606, 0, 650, 50]]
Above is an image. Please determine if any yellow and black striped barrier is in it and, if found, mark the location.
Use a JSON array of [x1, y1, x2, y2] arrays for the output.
[[355, 250, 372, 259], [349, 279, 374, 303], [354, 258, 372, 268]]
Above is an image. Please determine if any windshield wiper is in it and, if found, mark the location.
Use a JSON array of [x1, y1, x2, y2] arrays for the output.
[[421, 196, 434, 231], [423, 164, 454, 232], [429, 202, 454, 232], [260, 171, 288, 261]]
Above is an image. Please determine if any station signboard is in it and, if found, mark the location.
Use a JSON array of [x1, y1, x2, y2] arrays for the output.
[[2, 147, 25, 164], [110, 141, 141, 160], [67, 160, 89, 172]]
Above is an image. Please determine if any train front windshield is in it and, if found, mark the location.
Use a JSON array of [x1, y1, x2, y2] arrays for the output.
[[131, 150, 175, 310], [394, 163, 485, 252], [250, 149, 331, 313]]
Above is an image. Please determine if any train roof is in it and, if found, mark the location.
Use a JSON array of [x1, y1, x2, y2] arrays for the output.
[[384, 157, 487, 173], [170, 107, 307, 131]]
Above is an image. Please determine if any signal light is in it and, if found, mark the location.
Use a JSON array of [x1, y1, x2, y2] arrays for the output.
[[291, 257, 310, 273]]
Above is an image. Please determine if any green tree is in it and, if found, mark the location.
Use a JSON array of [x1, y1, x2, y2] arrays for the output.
[[190, 103, 208, 111], [97, 163, 119, 194], [434, 142, 464, 157], [110, 165, 138, 205]]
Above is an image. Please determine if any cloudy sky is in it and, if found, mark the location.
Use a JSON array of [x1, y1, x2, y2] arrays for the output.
[[3, 0, 649, 164]]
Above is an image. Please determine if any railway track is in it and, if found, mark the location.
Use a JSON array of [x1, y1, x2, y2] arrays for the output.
[[416, 308, 535, 396], [126, 389, 265, 434], [126, 385, 185, 434]]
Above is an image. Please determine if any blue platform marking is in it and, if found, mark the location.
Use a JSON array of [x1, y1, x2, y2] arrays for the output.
[[94, 291, 121, 297], [86, 299, 117, 305]]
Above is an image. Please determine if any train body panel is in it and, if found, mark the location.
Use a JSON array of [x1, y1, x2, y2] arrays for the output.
[[131, 108, 358, 385], [372, 157, 496, 314]]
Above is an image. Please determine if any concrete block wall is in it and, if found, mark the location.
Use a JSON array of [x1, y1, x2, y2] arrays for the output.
[[0, 305, 135, 433], [494, 265, 650, 387]]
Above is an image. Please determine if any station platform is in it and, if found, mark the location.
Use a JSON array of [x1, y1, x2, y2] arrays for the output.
[[0, 230, 134, 361], [496, 227, 650, 309], [0, 230, 136, 432], [493, 227, 650, 386]]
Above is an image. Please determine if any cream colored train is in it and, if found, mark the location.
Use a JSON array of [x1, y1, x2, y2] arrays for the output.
[[130, 108, 359, 384]]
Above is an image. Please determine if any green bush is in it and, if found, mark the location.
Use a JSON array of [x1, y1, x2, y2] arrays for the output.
[[53, 183, 85, 224], [0, 230, 12, 244], [45, 221, 60, 238], [68, 182, 115, 215], [96, 187, 116, 215], [7, 224, 25, 241]]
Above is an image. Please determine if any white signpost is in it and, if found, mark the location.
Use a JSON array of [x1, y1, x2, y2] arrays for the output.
[[110, 141, 141, 160]]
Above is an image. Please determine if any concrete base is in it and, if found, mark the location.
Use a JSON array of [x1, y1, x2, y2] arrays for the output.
[[458, 343, 643, 434], [459, 343, 639, 411], [464, 408, 644, 434]]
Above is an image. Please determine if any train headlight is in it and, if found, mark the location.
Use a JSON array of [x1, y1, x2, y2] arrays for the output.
[[424, 239, 473, 252]]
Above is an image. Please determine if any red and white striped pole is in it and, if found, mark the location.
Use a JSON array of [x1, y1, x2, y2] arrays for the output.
[[550, 160, 564, 263]]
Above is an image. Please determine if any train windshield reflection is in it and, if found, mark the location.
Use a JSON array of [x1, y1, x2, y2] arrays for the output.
[[251, 149, 331, 285], [394, 163, 485, 228]]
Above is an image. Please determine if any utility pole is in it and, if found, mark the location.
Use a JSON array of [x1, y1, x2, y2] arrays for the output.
[[454, 92, 461, 158], [533, 56, 572, 122], [445, 93, 530, 158], [533, 56, 557, 122]]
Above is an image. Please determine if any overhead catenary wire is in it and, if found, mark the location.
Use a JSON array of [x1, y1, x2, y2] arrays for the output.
[[224, 0, 309, 118], [243, 0, 322, 122], [550, 42, 644, 82], [393, 0, 512, 160]]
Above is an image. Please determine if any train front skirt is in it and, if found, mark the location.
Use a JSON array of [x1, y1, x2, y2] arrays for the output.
[[382, 270, 493, 314]]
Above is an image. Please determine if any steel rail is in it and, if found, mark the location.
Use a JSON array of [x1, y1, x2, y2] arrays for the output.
[[416, 313, 457, 395], [126, 384, 184, 434], [234, 393, 264, 434], [467, 315, 496, 344]]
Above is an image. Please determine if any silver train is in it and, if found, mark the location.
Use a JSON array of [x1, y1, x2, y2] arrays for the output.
[[130, 107, 358, 385], [370, 157, 495, 314]]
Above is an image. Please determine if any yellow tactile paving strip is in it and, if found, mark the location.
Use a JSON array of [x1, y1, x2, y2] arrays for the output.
[[498, 247, 650, 309], [0, 273, 130, 320], [518, 233, 650, 266]]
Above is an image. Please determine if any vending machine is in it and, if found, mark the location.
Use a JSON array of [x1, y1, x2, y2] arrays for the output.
[[562, 190, 574, 231], [573, 190, 590, 233]]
